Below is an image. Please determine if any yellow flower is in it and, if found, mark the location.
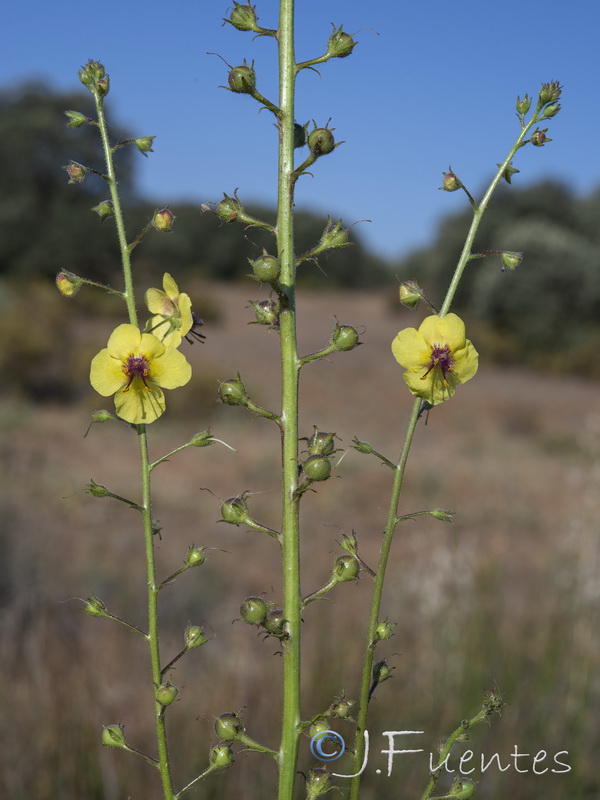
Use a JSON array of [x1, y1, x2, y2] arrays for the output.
[[391, 313, 478, 405], [90, 324, 192, 424], [144, 273, 193, 347]]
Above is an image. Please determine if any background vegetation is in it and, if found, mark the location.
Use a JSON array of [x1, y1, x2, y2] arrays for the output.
[[0, 81, 598, 800]]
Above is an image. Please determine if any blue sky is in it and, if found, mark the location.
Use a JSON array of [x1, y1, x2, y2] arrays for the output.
[[3, 0, 598, 259]]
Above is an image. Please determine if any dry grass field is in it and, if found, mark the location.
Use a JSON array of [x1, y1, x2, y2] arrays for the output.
[[1, 283, 598, 799]]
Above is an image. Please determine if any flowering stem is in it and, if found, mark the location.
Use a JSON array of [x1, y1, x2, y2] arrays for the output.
[[94, 85, 175, 799], [276, 1, 302, 798], [350, 396, 421, 800], [440, 112, 541, 318], [93, 93, 138, 326]]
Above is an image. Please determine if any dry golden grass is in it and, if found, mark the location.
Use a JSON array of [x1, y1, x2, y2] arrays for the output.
[[1, 283, 598, 799]]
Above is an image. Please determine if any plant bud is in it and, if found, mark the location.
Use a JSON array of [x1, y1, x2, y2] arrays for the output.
[[372, 660, 393, 686], [215, 712, 245, 741], [447, 776, 477, 800], [91, 200, 114, 221], [542, 103, 561, 118], [352, 437, 375, 454], [306, 768, 332, 799], [399, 280, 423, 309], [316, 217, 351, 252], [240, 595, 269, 625], [90, 409, 116, 424], [440, 170, 461, 192], [303, 455, 332, 482], [482, 688, 505, 718], [538, 80, 561, 105], [101, 723, 127, 748], [190, 431, 215, 447], [308, 719, 330, 738], [228, 60, 256, 94], [530, 128, 551, 147], [498, 162, 520, 184], [430, 508, 454, 522], [327, 25, 357, 58], [215, 193, 243, 223], [264, 608, 287, 637], [515, 94, 531, 115], [218, 374, 249, 406], [209, 743, 234, 769], [83, 595, 109, 617], [340, 531, 359, 555], [308, 125, 336, 156], [185, 545, 206, 567], [78, 60, 106, 92], [86, 480, 111, 498], [155, 681, 179, 706], [56, 270, 82, 297], [250, 299, 280, 327], [152, 208, 175, 232], [249, 252, 280, 282], [332, 554, 360, 583], [64, 110, 89, 127], [96, 78, 110, 97], [225, 1, 260, 32], [374, 619, 394, 641], [185, 624, 208, 649], [132, 136, 155, 154], [64, 161, 86, 184], [220, 494, 251, 525], [307, 427, 336, 456], [330, 322, 360, 352], [330, 698, 355, 719]]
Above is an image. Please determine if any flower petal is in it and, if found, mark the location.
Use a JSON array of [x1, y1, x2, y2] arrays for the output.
[[150, 347, 192, 389], [145, 287, 174, 316], [419, 313, 466, 350], [106, 324, 142, 360], [114, 379, 166, 424], [391, 327, 430, 371], [90, 348, 126, 395], [162, 273, 179, 299]]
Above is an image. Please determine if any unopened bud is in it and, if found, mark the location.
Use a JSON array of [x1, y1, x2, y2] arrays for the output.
[[185, 545, 207, 567], [83, 595, 109, 618], [331, 322, 360, 352], [218, 374, 249, 406], [185, 624, 208, 649], [132, 136, 155, 154], [225, 1, 260, 32], [302, 455, 332, 482], [190, 431, 215, 447], [152, 208, 175, 231], [240, 595, 269, 625], [440, 170, 461, 192], [500, 252, 523, 272], [56, 270, 82, 297], [215, 712, 245, 741], [317, 218, 351, 252], [447, 776, 477, 800], [250, 299, 280, 327], [220, 494, 251, 525], [332, 554, 360, 583], [307, 427, 336, 456], [64, 161, 86, 184], [214, 192, 244, 223], [541, 103, 560, 118], [374, 619, 395, 641], [516, 94, 531, 115], [249, 253, 280, 282], [538, 80, 562, 105], [155, 682, 179, 706], [86, 480, 110, 498], [327, 25, 357, 58], [228, 61, 256, 94], [399, 280, 423, 309], [64, 110, 89, 127], [91, 200, 114, 221], [430, 508, 454, 522], [306, 768, 332, 799], [308, 126, 336, 156], [530, 128, 551, 147], [101, 723, 127, 748], [209, 743, 234, 769]]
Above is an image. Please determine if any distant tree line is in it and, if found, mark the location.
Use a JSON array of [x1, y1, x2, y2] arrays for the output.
[[0, 82, 388, 290], [1, 81, 600, 393]]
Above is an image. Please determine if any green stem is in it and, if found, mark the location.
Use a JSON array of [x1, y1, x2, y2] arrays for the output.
[[350, 397, 421, 800], [93, 94, 137, 325], [440, 113, 540, 317], [95, 87, 174, 798], [276, 2, 302, 799], [138, 426, 175, 799]]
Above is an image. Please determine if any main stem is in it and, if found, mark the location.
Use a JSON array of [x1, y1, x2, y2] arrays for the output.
[[277, 2, 301, 799]]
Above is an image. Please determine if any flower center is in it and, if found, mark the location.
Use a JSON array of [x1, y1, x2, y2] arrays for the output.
[[123, 354, 151, 392], [421, 343, 454, 386]]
